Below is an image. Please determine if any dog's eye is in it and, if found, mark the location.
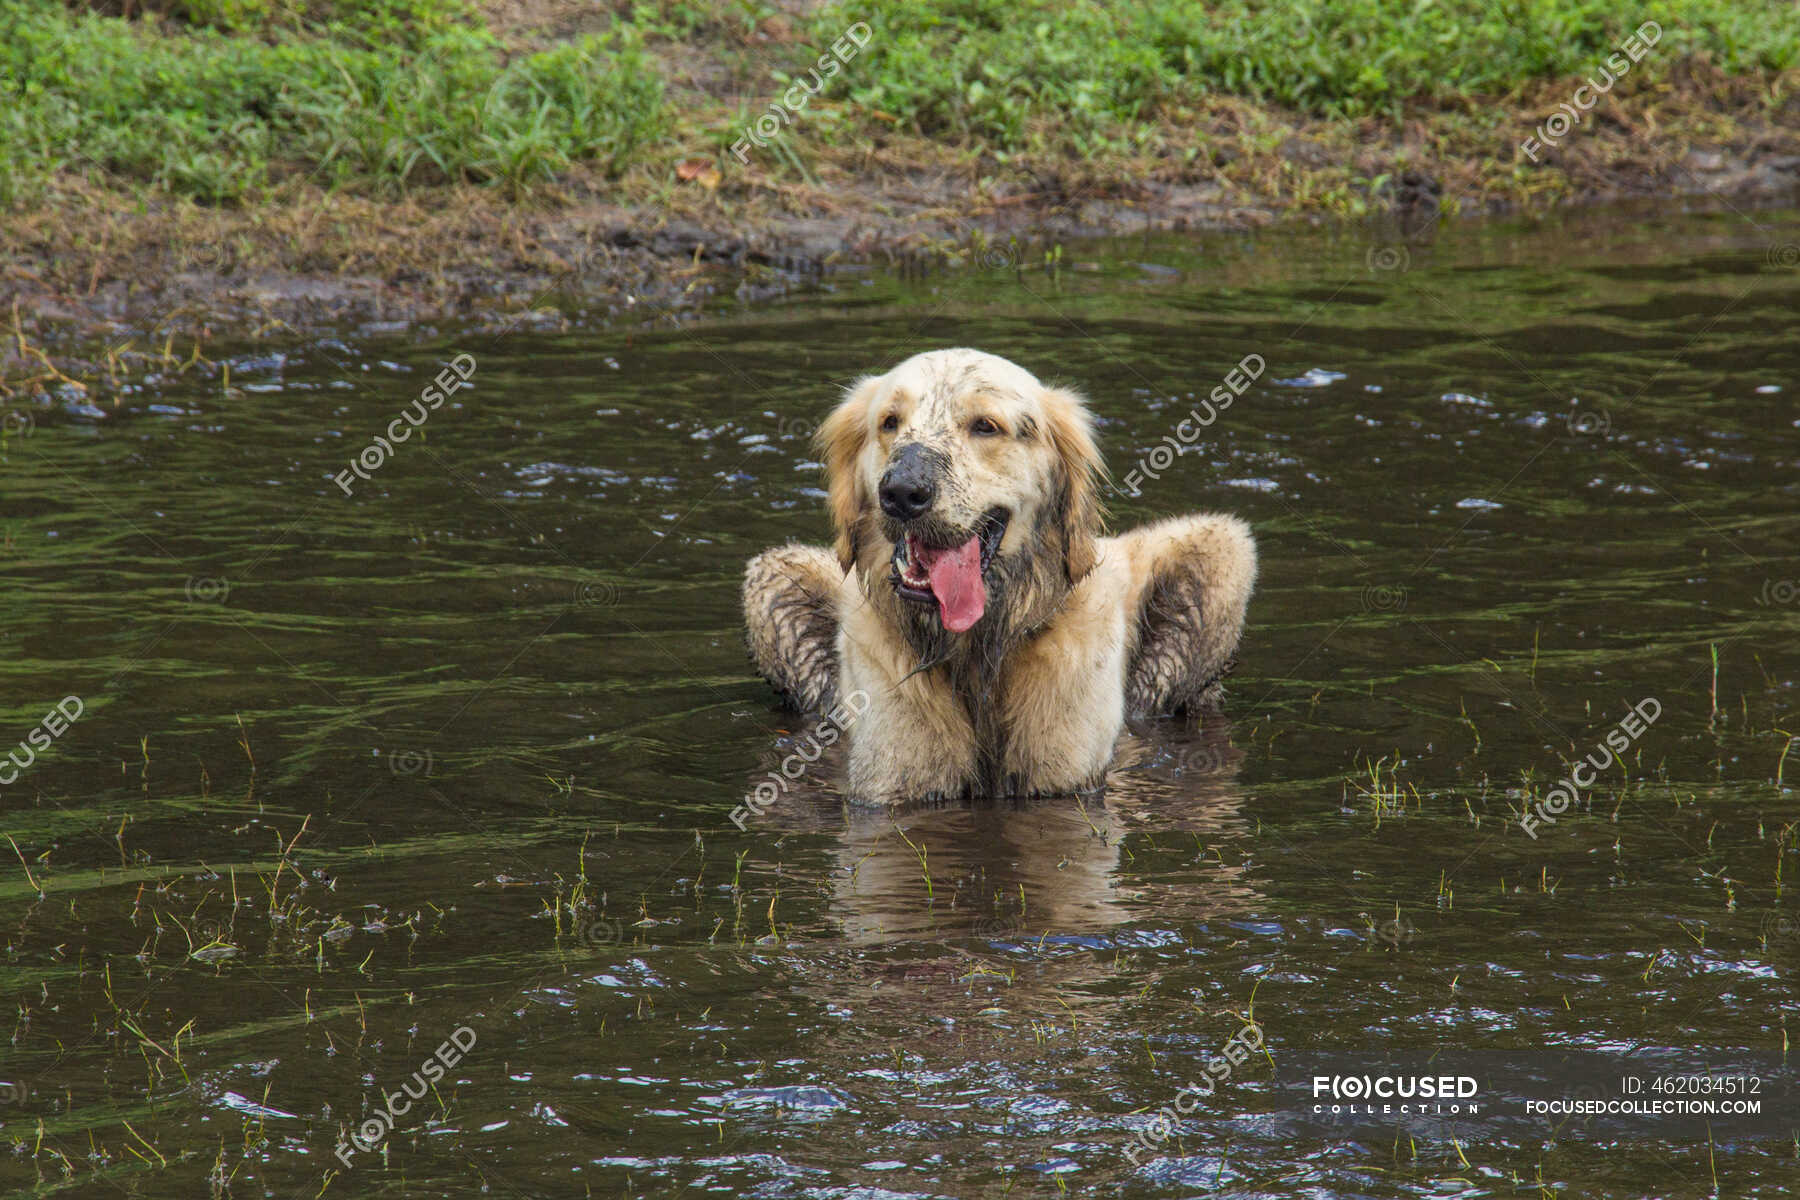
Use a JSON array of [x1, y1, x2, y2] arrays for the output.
[[969, 417, 1002, 437], [880, 414, 899, 433]]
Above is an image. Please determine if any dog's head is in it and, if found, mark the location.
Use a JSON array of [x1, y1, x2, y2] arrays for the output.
[[816, 349, 1104, 635]]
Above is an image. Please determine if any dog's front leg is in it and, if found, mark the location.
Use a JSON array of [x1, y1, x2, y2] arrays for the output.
[[743, 543, 844, 714], [836, 596, 976, 802], [1120, 513, 1258, 716]]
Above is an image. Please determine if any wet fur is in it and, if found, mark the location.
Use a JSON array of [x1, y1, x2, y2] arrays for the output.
[[743, 349, 1256, 804]]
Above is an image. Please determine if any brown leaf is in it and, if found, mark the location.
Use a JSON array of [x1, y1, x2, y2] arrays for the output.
[[676, 158, 721, 190]]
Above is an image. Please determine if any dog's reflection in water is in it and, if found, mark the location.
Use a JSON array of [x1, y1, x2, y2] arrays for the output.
[[746, 720, 1259, 945], [731, 721, 1267, 1090]]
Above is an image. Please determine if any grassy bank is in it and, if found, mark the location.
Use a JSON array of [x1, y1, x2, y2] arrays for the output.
[[799, 0, 1792, 148], [0, 0, 663, 204], [3, 0, 1795, 204], [0, 0, 1797, 354]]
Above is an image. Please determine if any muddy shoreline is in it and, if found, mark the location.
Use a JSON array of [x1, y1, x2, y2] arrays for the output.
[[4, 137, 1799, 367]]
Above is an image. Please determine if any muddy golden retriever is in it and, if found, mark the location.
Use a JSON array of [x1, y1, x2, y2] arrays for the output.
[[743, 349, 1256, 804]]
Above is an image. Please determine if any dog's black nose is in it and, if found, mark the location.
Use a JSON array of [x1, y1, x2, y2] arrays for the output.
[[879, 445, 937, 521]]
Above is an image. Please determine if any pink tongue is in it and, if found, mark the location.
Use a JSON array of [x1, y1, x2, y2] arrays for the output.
[[920, 534, 987, 632]]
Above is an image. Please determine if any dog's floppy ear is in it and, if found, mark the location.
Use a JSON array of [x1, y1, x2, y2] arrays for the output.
[[815, 376, 878, 571], [1041, 386, 1106, 583]]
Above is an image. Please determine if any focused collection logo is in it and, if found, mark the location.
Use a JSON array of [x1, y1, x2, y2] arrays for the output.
[[1311, 1073, 1480, 1114]]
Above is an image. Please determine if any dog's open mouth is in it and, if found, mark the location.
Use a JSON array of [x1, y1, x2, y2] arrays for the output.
[[890, 508, 1009, 633]]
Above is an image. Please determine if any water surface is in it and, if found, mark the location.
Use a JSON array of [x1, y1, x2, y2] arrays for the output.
[[3, 202, 1799, 1198]]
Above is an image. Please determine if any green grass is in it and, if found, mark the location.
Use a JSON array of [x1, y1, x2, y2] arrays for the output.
[[2, 0, 1797, 209], [788, 0, 1800, 154], [0, 0, 665, 204], [175, 0, 471, 40]]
